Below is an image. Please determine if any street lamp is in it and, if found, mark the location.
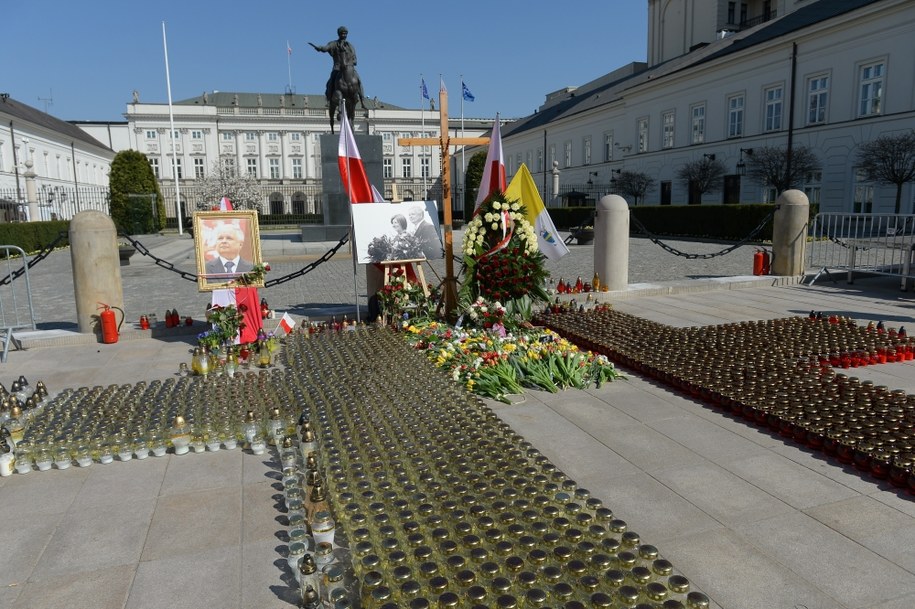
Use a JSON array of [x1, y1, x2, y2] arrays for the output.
[[736, 148, 753, 176], [587, 171, 598, 186], [703, 153, 716, 161]]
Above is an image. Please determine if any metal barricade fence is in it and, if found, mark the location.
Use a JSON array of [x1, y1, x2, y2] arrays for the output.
[[0, 246, 37, 361], [807, 213, 915, 290]]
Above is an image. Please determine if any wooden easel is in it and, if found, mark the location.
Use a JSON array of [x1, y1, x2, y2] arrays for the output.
[[380, 259, 430, 296]]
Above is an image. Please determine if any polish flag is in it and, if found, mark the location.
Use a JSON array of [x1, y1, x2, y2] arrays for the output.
[[338, 110, 385, 203], [278, 311, 296, 334], [474, 114, 505, 212], [219, 196, 233, 211]]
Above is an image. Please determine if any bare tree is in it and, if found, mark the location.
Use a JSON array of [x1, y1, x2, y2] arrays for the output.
[[675, 157, 727, 204], [613, 170, 655, 205], [856, 130, 915, 214], [745, 145, 821, 193], [194, 161, 262, 210]]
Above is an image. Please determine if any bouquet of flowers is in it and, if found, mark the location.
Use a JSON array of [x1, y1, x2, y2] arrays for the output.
[[201, 304, 245, 348], [233, 263, 269, 286], [461, 296, 507, 332], [376, 266, 438, 323]]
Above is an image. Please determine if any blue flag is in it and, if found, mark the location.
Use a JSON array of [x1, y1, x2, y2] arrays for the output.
[[421, 79, 430, 100], [462, 81, 475, 102]]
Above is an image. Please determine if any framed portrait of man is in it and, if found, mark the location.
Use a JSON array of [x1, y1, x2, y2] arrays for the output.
[[193, 210, 263, 291]]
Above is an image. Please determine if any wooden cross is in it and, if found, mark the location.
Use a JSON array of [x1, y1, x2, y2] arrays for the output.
[[398, 85, 489, 315]]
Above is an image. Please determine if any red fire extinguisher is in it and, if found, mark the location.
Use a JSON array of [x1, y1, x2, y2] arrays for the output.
[[753, 249, 771, 276], [97, 302, 125, 344]]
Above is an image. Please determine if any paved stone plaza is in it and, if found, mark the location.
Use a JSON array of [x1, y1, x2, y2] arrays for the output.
[[2, 230, 915, 609]]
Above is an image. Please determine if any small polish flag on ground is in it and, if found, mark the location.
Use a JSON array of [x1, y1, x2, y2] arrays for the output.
[[278, 312, 296, 334]]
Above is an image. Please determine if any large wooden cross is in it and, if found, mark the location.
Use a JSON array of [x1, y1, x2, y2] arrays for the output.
[[398, 85, 489, 315]]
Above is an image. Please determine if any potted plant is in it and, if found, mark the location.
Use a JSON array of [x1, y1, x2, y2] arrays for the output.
[[118, 240, 136, 265], [569, 225, 595, 245]]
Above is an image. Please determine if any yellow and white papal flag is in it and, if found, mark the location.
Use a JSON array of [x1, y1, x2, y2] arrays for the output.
[[504, 163, 570, 261]]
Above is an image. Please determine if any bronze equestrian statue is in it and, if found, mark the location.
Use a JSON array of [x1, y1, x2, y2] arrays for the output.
[[309, 26, 367, 133]]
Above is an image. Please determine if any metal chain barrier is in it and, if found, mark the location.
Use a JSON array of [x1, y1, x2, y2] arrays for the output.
[[119, 233, 351, 287], [824, 235, 870, 251], [629, 209, 776, 259], [119, 233, 200, 282], [0, 231, 70, 286], [264, 235, 350, 287]]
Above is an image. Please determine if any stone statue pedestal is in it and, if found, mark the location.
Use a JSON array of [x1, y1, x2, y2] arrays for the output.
[[300, 133, 384, 242]]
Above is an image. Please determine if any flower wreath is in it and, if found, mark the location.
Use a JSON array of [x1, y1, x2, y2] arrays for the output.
[[459, 192, 549, 309]]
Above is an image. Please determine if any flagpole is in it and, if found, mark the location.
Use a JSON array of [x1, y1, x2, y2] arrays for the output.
[[162, 21, 183, 235], [460, 74, 465, 219], [420, 75, 427, 197], [286, 40, 293, 92], [343, 101, 361, 324]]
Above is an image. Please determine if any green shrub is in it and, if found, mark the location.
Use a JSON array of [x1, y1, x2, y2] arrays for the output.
[[0, 221, 70, 255]]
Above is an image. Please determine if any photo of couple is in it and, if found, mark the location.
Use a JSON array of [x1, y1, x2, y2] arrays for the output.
[[354, 201, 444, 263]]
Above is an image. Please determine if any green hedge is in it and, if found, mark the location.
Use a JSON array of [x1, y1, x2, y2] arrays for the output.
[[0, 221, 70, 254], [547, 203, 819, 241], [631, 204, 777, 241]]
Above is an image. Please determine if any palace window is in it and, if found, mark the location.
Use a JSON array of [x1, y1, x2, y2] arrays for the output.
[[764, 86, 783, 132], [858, 60, 884, 117]]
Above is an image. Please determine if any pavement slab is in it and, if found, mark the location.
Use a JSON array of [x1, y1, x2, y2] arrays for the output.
[[4, 231, 915, 608]]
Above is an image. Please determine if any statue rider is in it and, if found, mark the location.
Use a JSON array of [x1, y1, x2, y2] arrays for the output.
[[308, 26, 367, 109]]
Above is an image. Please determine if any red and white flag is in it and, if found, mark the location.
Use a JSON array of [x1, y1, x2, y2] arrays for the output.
[[219, 196, 233, 211], [278, 311, 296, 334], [338, 110, 385, 203], [474, 114, 505, 212]]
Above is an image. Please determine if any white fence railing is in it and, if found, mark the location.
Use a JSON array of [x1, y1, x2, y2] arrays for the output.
[[807, 213, 915, 290], [0, 246, 36, 361]]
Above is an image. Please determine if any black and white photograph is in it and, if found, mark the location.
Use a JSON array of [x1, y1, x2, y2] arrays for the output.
[[352, 201, 444, 263]]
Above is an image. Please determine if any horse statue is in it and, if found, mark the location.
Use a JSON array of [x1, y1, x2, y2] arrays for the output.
[[327, 62, 367, 134]]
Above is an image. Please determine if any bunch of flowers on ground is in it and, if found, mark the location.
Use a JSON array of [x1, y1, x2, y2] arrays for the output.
[[377, 266, 438, 322], [199, 304, 245, 349], [462, 296, 508, 332], [403, 320, 624, 403]]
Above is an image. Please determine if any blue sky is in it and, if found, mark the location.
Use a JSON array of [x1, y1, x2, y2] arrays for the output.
[[5, 1, 647, 123]]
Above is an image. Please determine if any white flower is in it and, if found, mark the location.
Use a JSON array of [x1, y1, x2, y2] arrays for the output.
[[491, 222, 499, 230], [493, 201, 502, 210], [511, 202, 520, 211]]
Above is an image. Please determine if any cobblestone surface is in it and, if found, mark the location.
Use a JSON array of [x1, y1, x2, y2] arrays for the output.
[[22, 229, 762, 329]]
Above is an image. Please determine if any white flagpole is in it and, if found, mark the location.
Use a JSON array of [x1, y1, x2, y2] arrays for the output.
[[343, 100, 361, 323], [286, 40, 293, 92], [162, 21, 183, 235], [420, 74, 427, 196]]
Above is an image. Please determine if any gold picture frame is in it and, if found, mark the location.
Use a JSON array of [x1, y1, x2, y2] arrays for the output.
[[193, 210, 263, 292]]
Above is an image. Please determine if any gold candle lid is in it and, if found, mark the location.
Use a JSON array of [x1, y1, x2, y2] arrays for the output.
[[174, 415, 186, 427], [301, 585, 319, 604], [299, 553, 316, 575]]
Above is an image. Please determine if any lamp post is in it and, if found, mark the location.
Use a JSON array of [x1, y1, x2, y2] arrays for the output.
[[736, 148, 753, 176]]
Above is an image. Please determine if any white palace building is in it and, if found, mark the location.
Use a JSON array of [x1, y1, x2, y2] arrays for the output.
[[497, 0, 915, 213], [3, 0, 913, 223], [80, 92, 490, 222]]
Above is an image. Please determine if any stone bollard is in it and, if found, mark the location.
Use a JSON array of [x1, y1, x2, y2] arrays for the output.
[[594, 195, 629, 291], [771, 189, 809, 276], [69, 211, 125, 335]]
